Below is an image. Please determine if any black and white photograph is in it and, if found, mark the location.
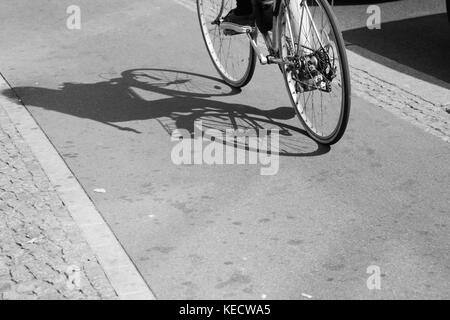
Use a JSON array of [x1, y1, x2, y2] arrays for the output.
[[0, 0, 449, 305]]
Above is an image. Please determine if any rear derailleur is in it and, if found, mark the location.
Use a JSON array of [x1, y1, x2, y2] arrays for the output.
[[287, 47, 337, 93]]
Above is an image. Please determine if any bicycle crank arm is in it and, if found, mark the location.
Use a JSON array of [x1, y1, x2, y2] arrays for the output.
[[246, 32, 268, 65]]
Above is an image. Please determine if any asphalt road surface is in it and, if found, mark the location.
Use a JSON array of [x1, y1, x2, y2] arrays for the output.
[[1, 0, 449, 299]]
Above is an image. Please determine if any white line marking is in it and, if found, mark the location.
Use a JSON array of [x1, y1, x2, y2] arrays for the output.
[[0, 75, 156, 300]]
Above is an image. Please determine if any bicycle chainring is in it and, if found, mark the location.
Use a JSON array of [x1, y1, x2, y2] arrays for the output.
[[288, 46, 337, 93]]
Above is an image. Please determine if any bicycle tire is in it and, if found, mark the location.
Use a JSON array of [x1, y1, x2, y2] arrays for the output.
[[197, 0, 257, 88], [279, 0, 351, 145]]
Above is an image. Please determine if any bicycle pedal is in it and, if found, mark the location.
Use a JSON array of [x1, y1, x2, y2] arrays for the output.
[[223, 29, 241, 36], [221, 25, 255, 36]]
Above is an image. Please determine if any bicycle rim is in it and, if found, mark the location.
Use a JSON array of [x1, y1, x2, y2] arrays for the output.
[[197, 0, 256, 88], [280, 0, 351, 144]]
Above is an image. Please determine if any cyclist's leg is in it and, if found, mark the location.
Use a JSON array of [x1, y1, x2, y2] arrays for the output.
[[251, 0, 274, 33], [221, 0, 255, 32], [236, 0, 253, 15]]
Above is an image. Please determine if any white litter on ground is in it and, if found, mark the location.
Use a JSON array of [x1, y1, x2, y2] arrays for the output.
[[26, 238, 39, 244]]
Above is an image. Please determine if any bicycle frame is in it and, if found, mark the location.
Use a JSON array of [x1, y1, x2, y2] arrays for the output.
[[246, 0, 324, 66]]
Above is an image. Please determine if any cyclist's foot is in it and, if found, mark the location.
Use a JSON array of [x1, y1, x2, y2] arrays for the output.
[[221, 9, 255, 35]]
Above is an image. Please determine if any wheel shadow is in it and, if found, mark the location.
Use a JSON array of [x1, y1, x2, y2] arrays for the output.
[[2, 68, 330, 157]]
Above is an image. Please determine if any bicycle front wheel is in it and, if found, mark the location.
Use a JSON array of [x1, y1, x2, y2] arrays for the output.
[[279, 0, 351, 145], [197, 0, 257, 88]]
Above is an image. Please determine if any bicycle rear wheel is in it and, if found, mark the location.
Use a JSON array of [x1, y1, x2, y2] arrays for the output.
[[279, 0, 351, 145], [197, 0, 257, 88]]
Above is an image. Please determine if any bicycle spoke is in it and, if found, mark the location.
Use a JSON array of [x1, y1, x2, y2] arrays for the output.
[[281, 0, 349, 143], [197, 0, 254, 86]]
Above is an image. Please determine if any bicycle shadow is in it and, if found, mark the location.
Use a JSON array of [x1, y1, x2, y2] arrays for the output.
[[2, 68, 330, 157]]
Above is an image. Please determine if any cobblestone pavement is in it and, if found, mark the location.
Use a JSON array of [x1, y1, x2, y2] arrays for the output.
[[0, 104, 117, 300], [350, 65, 450, 143]]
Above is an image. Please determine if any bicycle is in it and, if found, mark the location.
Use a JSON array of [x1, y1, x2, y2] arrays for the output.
[[197, 0, 351, 145]]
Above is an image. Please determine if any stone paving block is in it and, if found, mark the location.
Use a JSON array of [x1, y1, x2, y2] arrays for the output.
[[0, 104, 117, 300]]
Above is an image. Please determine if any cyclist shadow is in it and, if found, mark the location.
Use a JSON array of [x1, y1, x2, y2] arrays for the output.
[[2, 68, 330, 157]]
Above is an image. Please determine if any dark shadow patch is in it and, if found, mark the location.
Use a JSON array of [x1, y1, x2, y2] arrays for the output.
[[344, 14, 450, 88]]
